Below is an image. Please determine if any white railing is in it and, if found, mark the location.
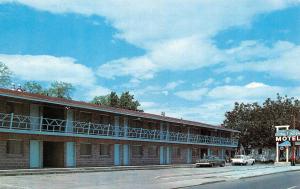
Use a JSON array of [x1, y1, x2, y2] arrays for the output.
[[0, 113, 238, 146]]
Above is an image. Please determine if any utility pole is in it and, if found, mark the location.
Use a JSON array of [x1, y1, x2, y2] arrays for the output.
[[292, 114, 296, 166]]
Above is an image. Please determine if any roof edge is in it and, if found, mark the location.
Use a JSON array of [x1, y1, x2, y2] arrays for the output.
[[0, 88, 240, 133]]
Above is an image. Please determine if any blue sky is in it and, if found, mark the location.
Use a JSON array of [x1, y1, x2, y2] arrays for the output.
[[0, 1, 300, 124]]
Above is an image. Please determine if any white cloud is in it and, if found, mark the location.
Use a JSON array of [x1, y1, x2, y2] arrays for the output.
[[1, 1, 300, 124], [140, 101, 158, 109], [133, 80, 184, 97], [164, 80, 184, 90], [159, 82, 300, 124], [220, 41, 300, 81], [2, 0, 298, 80], [245, 82, 268, 89], [0, 54, 95, 86], [193, 78, 215, 87], [175, 88, 209, 101], [84, 86, 111, 100], [207, 82, 284, 101], [175, 82, 285, 102], [97, 56, 157, 80], [142, 100, 235, 125], [0, 54, 111, 100]]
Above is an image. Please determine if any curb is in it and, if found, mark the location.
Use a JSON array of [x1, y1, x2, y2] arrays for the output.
[[0, 164, 194, 176], [172, 180, 226, 189], [172, 166, 300, 188], [239, 168, 300, 180]]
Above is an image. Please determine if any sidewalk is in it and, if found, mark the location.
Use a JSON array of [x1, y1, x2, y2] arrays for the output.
[[0, 164, 194, 176], [1, 164, 300, 189]]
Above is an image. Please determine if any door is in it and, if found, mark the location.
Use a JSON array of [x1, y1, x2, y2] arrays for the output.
[[65, 142, 76, 167], [30, 140, 41, 168]]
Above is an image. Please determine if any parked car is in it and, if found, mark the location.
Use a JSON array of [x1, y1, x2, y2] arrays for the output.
[[231, 155, 255, 165], [195, 156, 226, 167]]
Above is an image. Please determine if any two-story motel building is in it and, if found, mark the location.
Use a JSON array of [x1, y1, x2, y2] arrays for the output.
[[0, 88, 239, 169]]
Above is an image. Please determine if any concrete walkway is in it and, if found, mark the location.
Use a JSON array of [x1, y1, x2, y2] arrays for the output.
[[0, 164, 299, 189], [0, 164, 194, 176]]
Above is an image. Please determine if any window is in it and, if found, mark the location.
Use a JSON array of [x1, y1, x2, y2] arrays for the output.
[[6, 140, 23, 155], [192, 148, 200, 157], [132, 145, 143, 157], [79, 112, 92, 122], [173, 147, 181, 158], [100, 144, 110, 156], [80, 143, 92, 156], [6, 102, 23, 114], [148, 146, 158, 157], [6, 102, 14, 114]]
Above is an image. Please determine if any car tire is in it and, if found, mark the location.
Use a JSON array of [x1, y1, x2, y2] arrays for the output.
[[220, 162, 225, 167], [251, 161, 255, 166]]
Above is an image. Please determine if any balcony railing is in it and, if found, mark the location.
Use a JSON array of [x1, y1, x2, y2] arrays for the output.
[[0, 113, 238, 147]]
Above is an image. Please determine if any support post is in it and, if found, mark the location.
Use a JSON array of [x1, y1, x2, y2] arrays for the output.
[[30, 104, 40, 130], [221, 149, 225, 159], [123, 117, 128, 138], [66, 109, 74, 133], [166, 123, 170, 141], [187, 148, 192, 164], [187, 127, 190, 142], [114, 116, 120, 137], [160, 122, 164, 140], [286, 146, 289, 163], [276, 142, 279, 163], [9, 113, 14, 129], [207, 148, 211, 156], [87, 122, 91, 135], [39, 116, 43, 131]]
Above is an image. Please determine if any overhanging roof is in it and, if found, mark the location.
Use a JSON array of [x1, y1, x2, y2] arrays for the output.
[[0, 88, 239, 133]]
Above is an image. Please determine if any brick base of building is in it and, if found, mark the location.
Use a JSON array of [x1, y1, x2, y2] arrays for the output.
[[0, 133, 231, 169]]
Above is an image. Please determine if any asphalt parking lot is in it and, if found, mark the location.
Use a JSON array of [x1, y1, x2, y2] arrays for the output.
[[0, 164, 299, 189]]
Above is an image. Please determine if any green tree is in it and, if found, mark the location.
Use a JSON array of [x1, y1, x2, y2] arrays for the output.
[[91, 95, 109, 106], [91, 91, 142, 111], [91, 92, 119, 108], [119, 91, 141, 111], [108, 92, 119, 107], [23, 81, 45, 94], [0, 62, 12, 88], [223, 94, 300, 148], [47, 81, 74, 99]]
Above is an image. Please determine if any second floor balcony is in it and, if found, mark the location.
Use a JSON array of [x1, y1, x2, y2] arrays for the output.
[[0, 113, 238, 147]]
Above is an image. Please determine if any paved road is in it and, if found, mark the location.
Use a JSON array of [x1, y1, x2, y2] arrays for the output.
[[187, 171, 300, 189], [0, 165, 300, 189]]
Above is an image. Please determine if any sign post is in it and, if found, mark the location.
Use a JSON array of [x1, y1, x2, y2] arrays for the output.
[[275, 125, 290, 164]]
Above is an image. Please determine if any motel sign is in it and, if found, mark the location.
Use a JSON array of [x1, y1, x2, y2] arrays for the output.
[[275, 125, 300, 164]]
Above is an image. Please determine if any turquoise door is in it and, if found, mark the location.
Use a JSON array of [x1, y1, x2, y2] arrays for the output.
[[65, 142, 75, 167], [123, 144, 129, 166], [30, 140, 41, 168], [114, 144, 120, 165]]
